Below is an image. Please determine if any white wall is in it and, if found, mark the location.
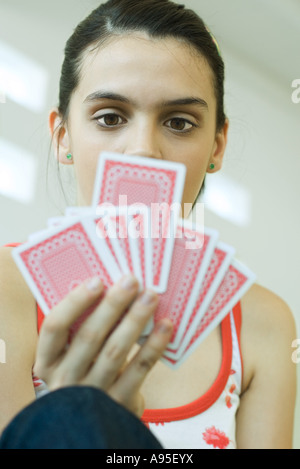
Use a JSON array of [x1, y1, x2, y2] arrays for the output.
[[0, 0, 299, 447]]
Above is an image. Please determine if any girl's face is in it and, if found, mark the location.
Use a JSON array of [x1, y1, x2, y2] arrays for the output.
[[50, 34, 228, 216]]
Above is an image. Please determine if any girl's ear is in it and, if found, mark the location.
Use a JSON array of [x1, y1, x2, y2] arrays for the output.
[[207, 118, 229, 173], [49, 108, 72, 165]]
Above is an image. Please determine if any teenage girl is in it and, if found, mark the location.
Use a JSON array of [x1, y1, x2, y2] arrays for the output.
[[0, 0, 296, 449]]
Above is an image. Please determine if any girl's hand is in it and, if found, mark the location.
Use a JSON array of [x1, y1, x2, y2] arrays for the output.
[[33, 275, 173, 417]]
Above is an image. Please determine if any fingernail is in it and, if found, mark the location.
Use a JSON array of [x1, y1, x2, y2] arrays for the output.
[[156, 321, 173, 334], [140, 290, 158, 306], [86, 277, 102, 291], [121, 275, 138, 291]]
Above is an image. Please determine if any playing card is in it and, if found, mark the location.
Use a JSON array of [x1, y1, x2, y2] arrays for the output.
[[94, 210, 132, 277], [56, 207, 130, 277], [162, 258, 256, 369], [127, 206, 152, 290], [96, 205, 153, 290], [163, 241, 235, 360], [12, 216, 123, 318], [92, 152, 186, 293], [47, 216, 67, 228], [18, 148, 257, 370], [28, 228, 56, 242], [145, 220, 219, 350], [65, 207, 95, 217], [50, 205, 152, 288], [46, 208, 98, 230], [102, 205, 154, 335]]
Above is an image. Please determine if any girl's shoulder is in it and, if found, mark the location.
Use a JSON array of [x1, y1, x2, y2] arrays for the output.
[[240, 283, 296, 391], [0, 245, 38, 346], [241, 282, 295, 336], [0, 245, 24, 293], [0, 244, 33, 305]]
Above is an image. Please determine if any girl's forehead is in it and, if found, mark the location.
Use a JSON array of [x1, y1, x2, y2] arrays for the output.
[[76, 34, 215, 105]]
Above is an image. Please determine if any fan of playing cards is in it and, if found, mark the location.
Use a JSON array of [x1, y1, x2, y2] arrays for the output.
[[12, 152, 256, 369]]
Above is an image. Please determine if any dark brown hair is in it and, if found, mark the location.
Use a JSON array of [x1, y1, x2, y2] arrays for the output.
[[58, 0, 225, 130]]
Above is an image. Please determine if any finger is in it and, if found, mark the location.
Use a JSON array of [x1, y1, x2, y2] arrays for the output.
[[109, 319, 173, 403], [85, 289, 159, 389], [34, 277, 104, 373], [58, 275, 140, 381]]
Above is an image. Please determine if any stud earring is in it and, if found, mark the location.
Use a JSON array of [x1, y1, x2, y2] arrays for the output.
[[209, 163, 215, 170], [66, 153, 73, 161]]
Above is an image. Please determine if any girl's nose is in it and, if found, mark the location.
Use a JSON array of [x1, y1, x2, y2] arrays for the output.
[[124, 121, 162, 160]]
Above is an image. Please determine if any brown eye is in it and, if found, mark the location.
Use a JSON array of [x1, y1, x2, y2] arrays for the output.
[[166, 118, 194, 133], [96, 113, 124, 127], [170, 118, 186, 131], [103, 114, 121, 126]]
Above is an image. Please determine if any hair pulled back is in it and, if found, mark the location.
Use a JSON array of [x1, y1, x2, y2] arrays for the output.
[[58, 0, 226, 132]]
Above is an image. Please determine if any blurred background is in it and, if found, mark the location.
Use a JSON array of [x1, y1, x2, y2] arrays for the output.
[[0, 0, 299, 447]]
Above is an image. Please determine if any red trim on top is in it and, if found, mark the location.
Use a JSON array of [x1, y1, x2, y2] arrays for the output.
[[3, 243, 21, 248], [37, 304, 45, 332], [232, 301, 243, 385], [142, 312, 233, 424]]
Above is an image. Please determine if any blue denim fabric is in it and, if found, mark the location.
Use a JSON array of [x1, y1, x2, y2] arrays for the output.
[[0, 387, 163, 449]]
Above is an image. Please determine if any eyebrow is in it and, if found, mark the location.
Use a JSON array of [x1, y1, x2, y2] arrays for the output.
[[84, 91, 130, 104], [83, 90, 208, 110], [161, 97, 208, 110]]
